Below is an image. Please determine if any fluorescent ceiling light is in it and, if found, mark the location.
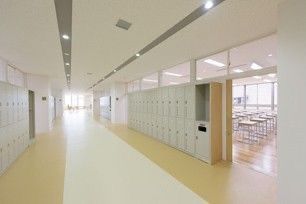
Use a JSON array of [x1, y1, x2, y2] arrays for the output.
[[197, 77, 203, 80], [164, 72, 183, 77], [64, 53, 69, 56], [233, 69, 244, 73], [250, 62, 263, 70], [67, 74, 70, 76], [169, 82, 179, 85], [268, 54, 273, 57], [204, 1, 214, 9], [268, 73, 276, 78], [264, 79, 271, 83], [204, 59, 225, 67], [62, 34, 69, 40], [136, 53, 140, 57], [65, 63, 70, 66], [114, 70, 117, 72], [253, 76, 262, 79], [143, 79, 157, 83]]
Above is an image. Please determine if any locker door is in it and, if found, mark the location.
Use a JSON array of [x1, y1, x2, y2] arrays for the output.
[[185, 85, 195, 119], [145, 113, 150, 135], [176, 117, 185, 150], [168, 117, 177, 147], [162, 88, 169, 116], [175, 87, 185, 117], [157, 116, 163, 141], [147, 91, 152, 114], [152, 115, 158, 138], [168, 87, 176, 117], [162, 116, 169, 143], [157, 89, 163, 116], [185, 119, 195, 155]]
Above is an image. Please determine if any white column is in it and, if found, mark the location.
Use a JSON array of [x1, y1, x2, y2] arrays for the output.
[[278, 0, 306, 203], [190, 59, 196, 84]]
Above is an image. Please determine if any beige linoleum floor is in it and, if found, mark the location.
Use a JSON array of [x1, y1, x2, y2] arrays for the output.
[[0, 110, 277, 204], [99, 117, 277, 204]]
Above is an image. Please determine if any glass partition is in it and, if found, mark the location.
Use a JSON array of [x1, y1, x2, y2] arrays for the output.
[[161, 62, 190, 86], [141, 73, 158, 90]]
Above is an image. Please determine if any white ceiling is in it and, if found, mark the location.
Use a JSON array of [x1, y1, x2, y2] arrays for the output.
[[0, 0, 285, 93]]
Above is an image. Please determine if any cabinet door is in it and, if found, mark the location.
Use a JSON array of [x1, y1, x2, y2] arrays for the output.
[[185, 85, 195, 119], [175, 87, 185, 117], [162, 116, 169, 143], [157, 116, 163, 141], [168, 117, 177, 147], [157, 89, 163, 116], [168, 87, 176, 117], [185, 119, 195, 155], [162, 88, 169, 116], [176, 117, 185, 150]]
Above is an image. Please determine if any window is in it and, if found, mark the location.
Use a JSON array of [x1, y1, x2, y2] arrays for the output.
[[196, 51, 227, 80], [141, 73, 158, 90], [127, 80, 140, 92], [65, 94, 72, 106], [274, 83, 278, 105], [258, 83, 272, 105], [229, 35, 277, 74], [161, 62, 190, 86], [246, 85, 257, 105], [233, 86, 244, 106]]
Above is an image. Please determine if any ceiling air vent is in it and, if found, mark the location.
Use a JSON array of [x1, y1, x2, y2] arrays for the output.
[[116, 19, 131, 30]]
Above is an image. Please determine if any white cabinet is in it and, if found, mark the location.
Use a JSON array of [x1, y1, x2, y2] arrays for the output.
[[185, 85, 195, 119], [157, 89, 163, 116], [168, 87, 176, 117], [162, 116, 169, 143], [168, 117, 177, 147], [175, 87, 185, 117], [176, 117, 185, 150], [195, 121, 210, 162], [162, 88, 169, 116], [157, 116, 163, 141], [185, 119, 195, 154]]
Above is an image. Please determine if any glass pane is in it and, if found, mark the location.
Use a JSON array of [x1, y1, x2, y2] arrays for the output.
[[142, 73, 158, 90], [229, 35, 277, 74], [161, 62, 190, 86], [274, 83, 278, 105], [246, 84, 257, 105], [196, 51, 227, 80], [127, 82, 134, 93], [65, 94, 71, 106], [233, 86, 244, 105], [258, 83, 272, 105], [133, 80, 140, 92], [78, 95, 84, 106]]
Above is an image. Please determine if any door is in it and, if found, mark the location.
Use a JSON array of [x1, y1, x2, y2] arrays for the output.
[[176, 117, 185, 150], [185, 119, 195, 154], [28, 90, 35, 140], [175, 87, 185, 117], [195, 121, 210, 162], [168, 117, 177, 147]]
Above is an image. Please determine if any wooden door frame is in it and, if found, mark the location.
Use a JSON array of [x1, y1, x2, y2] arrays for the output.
[[226, 80, 233, 162]]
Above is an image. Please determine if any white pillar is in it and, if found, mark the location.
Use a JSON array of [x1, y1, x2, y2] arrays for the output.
[[190, 59, 196, 84], [278, 0, 306, 203]]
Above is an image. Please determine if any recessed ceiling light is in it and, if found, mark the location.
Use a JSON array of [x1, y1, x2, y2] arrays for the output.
[[253, 76, 262, 79], [64, 53, 69, 56], [204, 1, 214, 9], [233, 69, 244, 73], [67, 74, 70, 76], [264, 79, 272, 83], [65, 63, 70, 66], [136, 53, 140, 57], [268, 54, 273, 57], [204, 59, 225, 67], [164, 72, 183, 77], [62, 34, 69, 40], [250, 62, 263, 70], [268, 73, 276, 78], [197, 77, 203, 80], [143, 79, 157, 83], [114, 70, 117, 72]]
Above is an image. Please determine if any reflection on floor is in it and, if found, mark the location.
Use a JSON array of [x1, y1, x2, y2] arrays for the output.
[[233, 131, 277, 177], [98, 116, 277, 204]]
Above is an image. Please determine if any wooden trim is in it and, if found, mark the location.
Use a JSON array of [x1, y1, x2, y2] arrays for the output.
[[210, 82, 222, 164], [226, 80, 233, 161]]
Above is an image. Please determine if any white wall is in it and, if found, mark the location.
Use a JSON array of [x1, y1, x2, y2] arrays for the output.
[[278, 0, 306, 203], [26, 74, 52, 134]]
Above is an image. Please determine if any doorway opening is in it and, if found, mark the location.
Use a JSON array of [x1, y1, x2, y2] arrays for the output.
[[232, 74, 277, 176], [28, 90, 35, 140]]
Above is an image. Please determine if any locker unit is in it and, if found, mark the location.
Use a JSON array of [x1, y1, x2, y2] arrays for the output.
[[127, 84, 199, 161], [0, 81, 30, 175]]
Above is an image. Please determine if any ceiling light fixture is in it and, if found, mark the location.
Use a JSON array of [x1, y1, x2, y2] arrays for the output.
[[114, 70, 117, 72], [136, 53, 140, 57], [268, 54, 273, 57], [268, 73, 276, 78], [65, 63, 70, 66], [169, 82, 179, 85], [233, 69, 244, 73], [197, 77, 203, 80], [264, 79, 272, 83], [143, 79, 158, 83], [64, 53, 69, 56], [204, 1, 214, 9], [62, 34, 69, 40], [250, 62, 263, 70], [164, 72, 183, 77], [204, 59, 225, 67], [67, 74, 70, 76], [253, 76, 262, 79]]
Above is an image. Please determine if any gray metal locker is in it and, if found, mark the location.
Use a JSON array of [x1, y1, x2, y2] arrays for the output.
[[175, 86, 185, 117], [168, 117, 177, 147], [176, 117, 185, 150], [185, 119, 195, 155], [162, 116, 169, 143], [157, 116, 163, 141], [157, 89, 163, 116], [185, 85, 195, 119], [162, 88, 169, 116], [168, 87, 176, 117]]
